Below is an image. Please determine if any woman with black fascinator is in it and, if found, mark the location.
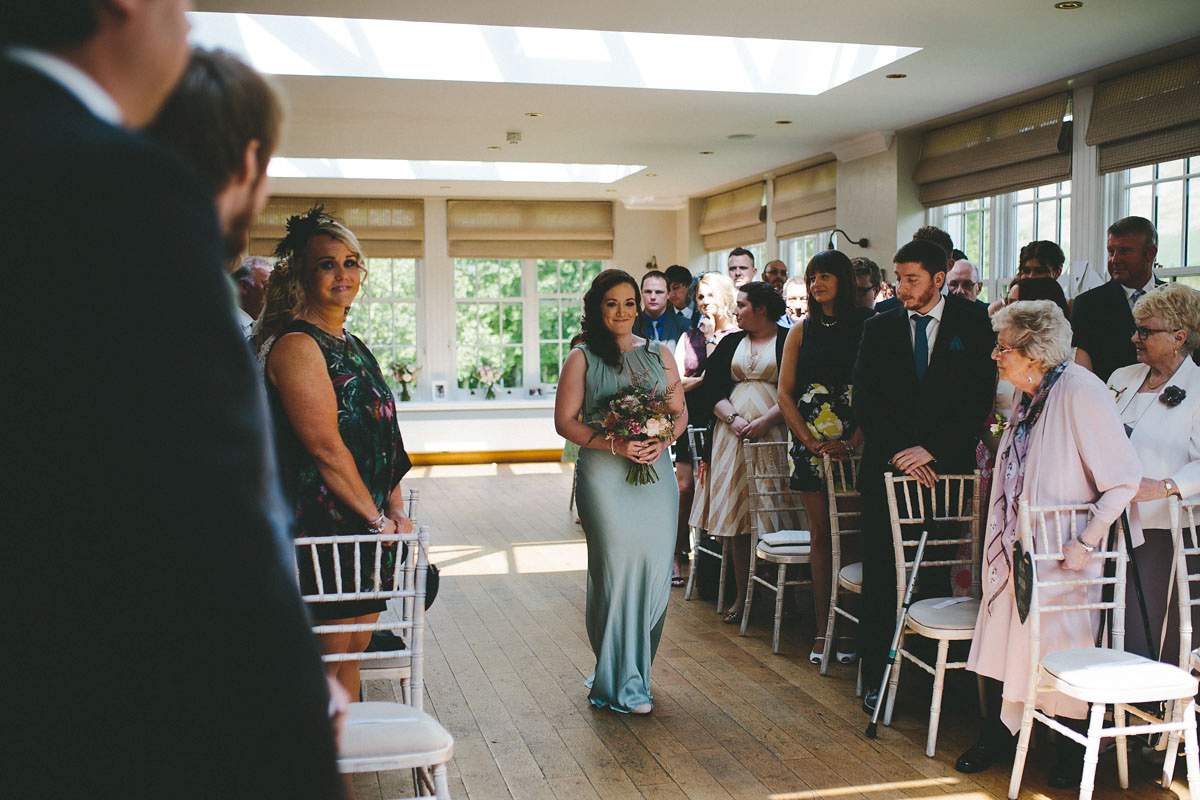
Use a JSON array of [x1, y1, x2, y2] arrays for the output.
[[554, 269, 687, 715], [258, 206, 413, 706]]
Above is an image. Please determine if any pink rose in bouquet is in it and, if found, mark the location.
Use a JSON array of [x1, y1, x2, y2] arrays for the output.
[[588, 384, 677, 485]]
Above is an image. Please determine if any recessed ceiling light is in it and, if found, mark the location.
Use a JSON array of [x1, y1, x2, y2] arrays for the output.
[[487, 145, 502, 150], [524, 112, 542, 117], [645, 173, 657, 177], [605, 189, 617, 193], [699, 151, 714, 155], [886, 73, 907, 79], [1054, 1, 1083, 8], [775, 120, 793, 125], [727, 133, 756, 140], [439, 185, 451, 189]]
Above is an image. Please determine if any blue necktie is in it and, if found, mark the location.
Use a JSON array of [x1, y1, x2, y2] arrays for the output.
[[1131, 289, 1145, 308], [913, 314, 931, 383], [650, 317, 662, 340]]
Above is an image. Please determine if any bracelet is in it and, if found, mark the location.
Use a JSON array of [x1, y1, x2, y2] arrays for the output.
[[705, 338, 716, 345], [1075, 535, 1095, 553], [366, 512, 386, 534]]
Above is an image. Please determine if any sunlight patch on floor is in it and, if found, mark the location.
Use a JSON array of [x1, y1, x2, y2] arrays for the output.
[[507, 462, 571, 475], [771, 777, 967, 799], [425, 463, 500, 478]]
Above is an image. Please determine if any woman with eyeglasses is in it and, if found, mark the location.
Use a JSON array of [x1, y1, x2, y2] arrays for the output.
[[958, 300, 1139, 789], [1107, 283, 1200, 666]]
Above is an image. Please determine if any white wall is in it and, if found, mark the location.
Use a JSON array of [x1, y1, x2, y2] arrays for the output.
[[613, 205, 685, 275]]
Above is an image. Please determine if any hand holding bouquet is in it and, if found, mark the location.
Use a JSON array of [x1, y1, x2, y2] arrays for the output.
[[588, 384, 677, 485]]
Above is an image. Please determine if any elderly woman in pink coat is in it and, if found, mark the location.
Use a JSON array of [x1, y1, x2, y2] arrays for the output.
[[954, 300, 1140, 790]]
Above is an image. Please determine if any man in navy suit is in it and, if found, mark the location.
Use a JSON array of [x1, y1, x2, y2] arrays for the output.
[[1072, 216, 1161, 381], [1, 3, 340, 797], [634, 269, 693, 351], [852, 239, 996, 713]]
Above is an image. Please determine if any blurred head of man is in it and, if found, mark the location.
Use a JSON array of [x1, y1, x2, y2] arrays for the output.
[[1106, 216, 1157, 289], [3, 0, 193, 129], [233, 256, 272, 319], [664, 264, 693, 311], [640, 271, 670, 319], [763, 260, 788, 293], [851, 257, 882, 309], [893, 239, 948, 314], [946, 259, 982, 302], [783, 276, 807, 323], [147, 48, 282, 263], [727, 247, 757, 288]]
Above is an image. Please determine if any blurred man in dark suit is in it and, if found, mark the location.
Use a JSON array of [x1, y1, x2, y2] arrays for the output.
[[1, 3, 341, 797]]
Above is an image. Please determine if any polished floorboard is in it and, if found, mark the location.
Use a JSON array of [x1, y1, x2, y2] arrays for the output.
[[356, 462, 1189, 800]]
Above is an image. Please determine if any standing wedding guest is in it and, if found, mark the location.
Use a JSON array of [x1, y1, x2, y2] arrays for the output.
[[259, 207, 414, 703], [672, 272, 740, 585], [665, 264, 697, 322], [1108, 283, 1200, 663], [853, 239, 996, 715], [555, 269, 687, 714], [852, 257, 883, 311], [1018, 240, 1066, 282], [778, 251, 872, 664], [784, 275, 809, 324], [958, 301, 1139, 790], [1, 4, 341, 798], [690, 281, 789, 624]]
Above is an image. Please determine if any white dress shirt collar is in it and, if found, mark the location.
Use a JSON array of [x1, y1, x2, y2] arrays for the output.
[[1122, 274, 1157, 307], [5, 46, 122, 126]]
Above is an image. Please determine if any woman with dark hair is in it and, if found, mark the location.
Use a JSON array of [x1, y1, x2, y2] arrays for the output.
[[1018, 240, 1067, 281], [777, 250, 874, 663], [690, 281, 789, 624], [258, 207, 413, 704], [1012, 276, 1070, 319], [554, 269, 687, 714]]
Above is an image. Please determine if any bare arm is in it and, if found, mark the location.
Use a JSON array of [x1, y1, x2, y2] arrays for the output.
[[1074, 347, 1094, 373], [777, 323, 816, 448], [267, 332, 397, 533], [674, 336, 704, 392]]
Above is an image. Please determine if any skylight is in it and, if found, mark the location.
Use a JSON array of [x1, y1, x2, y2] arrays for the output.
[[188, 13, 919, 95], [268, 158, 647, 183]]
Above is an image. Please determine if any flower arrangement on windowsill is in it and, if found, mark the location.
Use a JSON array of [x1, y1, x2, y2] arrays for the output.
[[390, 361, 418, 402], [475, 364, 501, 400]]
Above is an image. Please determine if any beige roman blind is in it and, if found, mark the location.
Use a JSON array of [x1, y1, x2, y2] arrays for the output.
[[772, 161, 836, 239], [699, 182, 766, 251], [250, 196, 424, 258], [445, 200, 613, 259], [1086, 52, 1200, 174], [914, 93, 1072, 207]]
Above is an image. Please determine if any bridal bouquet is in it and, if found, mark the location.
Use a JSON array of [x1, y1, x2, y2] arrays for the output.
[[589, 384, 677, 485]]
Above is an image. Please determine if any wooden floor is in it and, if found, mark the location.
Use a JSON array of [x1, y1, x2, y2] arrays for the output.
[[357, 462, 1190, 800]]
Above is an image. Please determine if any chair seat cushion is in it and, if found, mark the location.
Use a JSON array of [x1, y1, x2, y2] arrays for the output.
[[1043, 648, 1198, 701], [340, 702, 455, 772], [906, 597, 979, 637], [760, 529, 811, 546], [359, 653, 411, 672], [757, 541, 811, 558], [839, 561, 862, 588]]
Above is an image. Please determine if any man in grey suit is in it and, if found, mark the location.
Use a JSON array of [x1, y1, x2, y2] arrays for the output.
[[1, 4, 341, 797]]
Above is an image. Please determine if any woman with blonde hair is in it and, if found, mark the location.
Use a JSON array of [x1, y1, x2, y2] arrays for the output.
[[671, 271, 739, 585], [259, 206, 413, 704], [1108, 283, 1200, 663]]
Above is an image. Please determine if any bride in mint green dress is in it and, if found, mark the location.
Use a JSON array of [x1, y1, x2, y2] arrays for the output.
[[554, 269, 688, 714]]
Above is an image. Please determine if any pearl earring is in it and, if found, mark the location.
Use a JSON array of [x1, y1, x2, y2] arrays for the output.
[[1027, 374, 1034, 384]]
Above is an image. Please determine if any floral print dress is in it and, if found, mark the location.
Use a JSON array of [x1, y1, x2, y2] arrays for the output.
[[267, 320, 411, 619]]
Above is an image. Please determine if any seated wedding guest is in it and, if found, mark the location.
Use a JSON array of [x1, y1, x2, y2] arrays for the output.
[[672, 272, 739, 585], [959, 300, 1139, 790], [851, 256, 882, 310], [258, 207, 414, 703], [784, 275, 808, 324], [1108, 283, 1200, 663], [690, 282, 788, 624], [778, 251, 872, 664]]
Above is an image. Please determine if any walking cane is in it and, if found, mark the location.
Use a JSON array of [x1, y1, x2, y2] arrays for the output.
[[1121, 510, 1155, 657], [866, 528, 929, 739]]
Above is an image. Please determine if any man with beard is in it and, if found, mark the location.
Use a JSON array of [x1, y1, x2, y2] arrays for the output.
[[1, 4, 341, 798], [147, 47, 279, 265], [851, 239, 995, 714]]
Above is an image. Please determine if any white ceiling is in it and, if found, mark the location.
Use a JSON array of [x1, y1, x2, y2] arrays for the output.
[[192, 0, 1200, 206]]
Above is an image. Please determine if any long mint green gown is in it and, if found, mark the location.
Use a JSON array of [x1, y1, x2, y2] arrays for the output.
[[575, 341, 678, 712]]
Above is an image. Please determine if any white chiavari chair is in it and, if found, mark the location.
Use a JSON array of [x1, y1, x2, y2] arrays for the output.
[[1156, 497, 1200, 792], [882, 471, 984, 757], [684, 425, 736, 610], [819, 453, 863, 676], [738, 441, 811, 653], [1008, 500, 1199, 800], [297, 522, 454, 799], [359, 489, 419, 703]]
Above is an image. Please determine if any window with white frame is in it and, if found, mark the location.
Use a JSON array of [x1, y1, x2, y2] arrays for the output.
[[349, 257, 419, 389], [1113, 157, 1200, 287], [779, 231, 833, 277], [929, 180, 1073, 303], [453, 257, 604, 394]]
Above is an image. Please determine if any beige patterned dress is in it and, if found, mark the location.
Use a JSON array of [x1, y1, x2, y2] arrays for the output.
[[689, 335, 788, 536]]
